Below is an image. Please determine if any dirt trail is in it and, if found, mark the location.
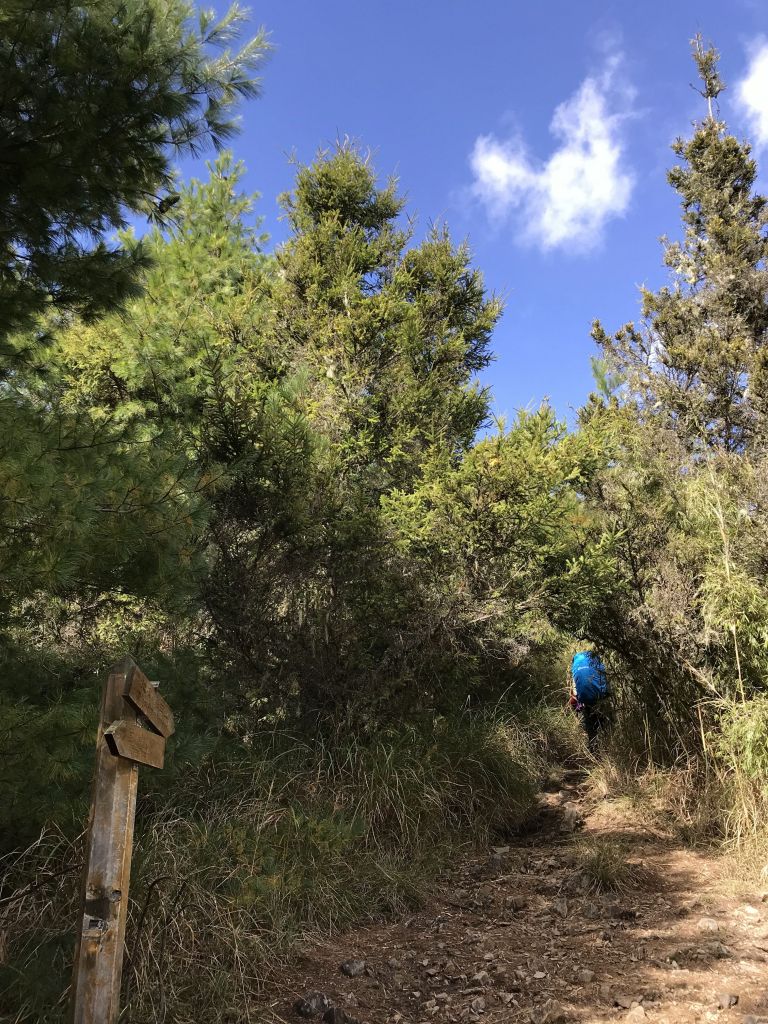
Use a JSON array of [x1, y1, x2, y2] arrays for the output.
[[261, 773, 768, 1024]]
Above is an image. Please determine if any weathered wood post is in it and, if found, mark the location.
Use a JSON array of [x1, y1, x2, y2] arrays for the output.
[[70, 655, 174, 1024]]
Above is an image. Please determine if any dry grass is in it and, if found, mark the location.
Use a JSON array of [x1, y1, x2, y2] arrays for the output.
[[0, 713, 551, 1023], [585, 745, 730, 844], [574, 836, 649, 895]]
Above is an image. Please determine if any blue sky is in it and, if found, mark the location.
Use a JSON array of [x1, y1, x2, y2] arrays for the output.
[[184, 0, 768, 423]]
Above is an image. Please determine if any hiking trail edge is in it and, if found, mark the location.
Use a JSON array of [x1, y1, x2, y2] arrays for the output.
[[260, 772, 768, 1024]]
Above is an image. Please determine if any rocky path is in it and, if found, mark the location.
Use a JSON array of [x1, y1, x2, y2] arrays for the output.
[[261, 773, 768, 1024]]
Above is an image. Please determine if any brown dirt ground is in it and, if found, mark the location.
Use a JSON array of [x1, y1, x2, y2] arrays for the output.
[[258, 774, 768, 1024]]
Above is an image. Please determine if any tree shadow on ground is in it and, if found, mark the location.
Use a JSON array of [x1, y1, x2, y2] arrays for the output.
[[262, 778, 768, 1024]]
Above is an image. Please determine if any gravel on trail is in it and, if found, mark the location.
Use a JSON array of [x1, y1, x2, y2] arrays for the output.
[[261, 775, 768, 1024]]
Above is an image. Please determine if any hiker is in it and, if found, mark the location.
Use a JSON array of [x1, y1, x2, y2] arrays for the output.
[[569, 649, 611, 753]]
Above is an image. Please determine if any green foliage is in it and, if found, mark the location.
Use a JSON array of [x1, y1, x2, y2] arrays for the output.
[[716, 696, 768, 788], [0, 3, 271, 867], [0, 11, 615, 1024], [195, 144, 508, 722], [0, 397, 204, 606], [593, 38, 768, 454], [23, 26, 768, 1024], [382, 406, 597, 709], [578, 41, 768, 762], [0, 0, 269, 338]]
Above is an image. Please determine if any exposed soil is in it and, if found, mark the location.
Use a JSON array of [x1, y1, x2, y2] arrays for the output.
[[260, 772, 768, 1024]]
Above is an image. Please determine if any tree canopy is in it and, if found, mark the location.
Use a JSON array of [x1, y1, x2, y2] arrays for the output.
[[0, 0, 269, 339]]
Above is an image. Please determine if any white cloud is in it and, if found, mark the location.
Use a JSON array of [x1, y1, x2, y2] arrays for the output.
[[736, 40, 768, 149], [470, 60, 635, 252]]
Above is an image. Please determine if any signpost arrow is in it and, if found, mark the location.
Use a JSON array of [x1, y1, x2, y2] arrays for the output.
[[104, 718, 166, 769], [70, 655, 172, 1024], [123, 662, 174, 738]]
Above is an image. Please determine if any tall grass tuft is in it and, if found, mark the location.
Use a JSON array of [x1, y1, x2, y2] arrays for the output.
[[585, 693, 768, 855]]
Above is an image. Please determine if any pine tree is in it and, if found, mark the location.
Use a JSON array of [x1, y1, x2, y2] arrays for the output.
[[0, 0, 269, 342], [594, 36, 768, 453], [275, 144, 500, 487], [238, 144, 504, 720]]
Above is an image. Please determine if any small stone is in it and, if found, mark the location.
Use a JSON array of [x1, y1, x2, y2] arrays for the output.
[[340, 960, 366, 978], [578, 969, 595, 984], [625, 1008, 646, 1022], [717, 993, 739, 1009], [614, 994, 634, 1009], [387, 957, 400, 969], [322, 1011, 348, 1024], [697, 917, 719, 934], [710, 941, 732, 958], [529, 1000, 563, 1023], [561, 803, 583, 831], [471, 971, 491, 985], [554, 897, 568, 919], [295, 992, 332, 1017], [470, 995, 485, 1014], [533, 970, 547, 979]]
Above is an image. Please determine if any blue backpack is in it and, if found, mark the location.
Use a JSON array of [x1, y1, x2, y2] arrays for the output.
[[572, 651, 610, 705]]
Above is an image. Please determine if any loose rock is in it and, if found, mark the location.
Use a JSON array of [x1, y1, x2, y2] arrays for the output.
[[295, 992, 332, 1017], [340, 960, 366, 978], [528, 1000, 564, 1023], [697, 916, 719, 934], [614, 993, 635, 1009], [322, 1010, 355, 1024]]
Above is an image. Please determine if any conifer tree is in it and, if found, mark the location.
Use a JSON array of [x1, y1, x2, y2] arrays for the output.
[[594, 36, 768, 453], [0, 0, 269, 340], [221, 145, 503, 720]]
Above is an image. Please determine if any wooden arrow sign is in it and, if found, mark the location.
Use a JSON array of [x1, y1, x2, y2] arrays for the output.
[[123, 662, 174, 738], [71, 656, 173, 1024], [104, 719, 166, 769]]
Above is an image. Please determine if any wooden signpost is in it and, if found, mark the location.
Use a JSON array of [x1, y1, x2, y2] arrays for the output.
[[70, 655, 174, 1024]]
